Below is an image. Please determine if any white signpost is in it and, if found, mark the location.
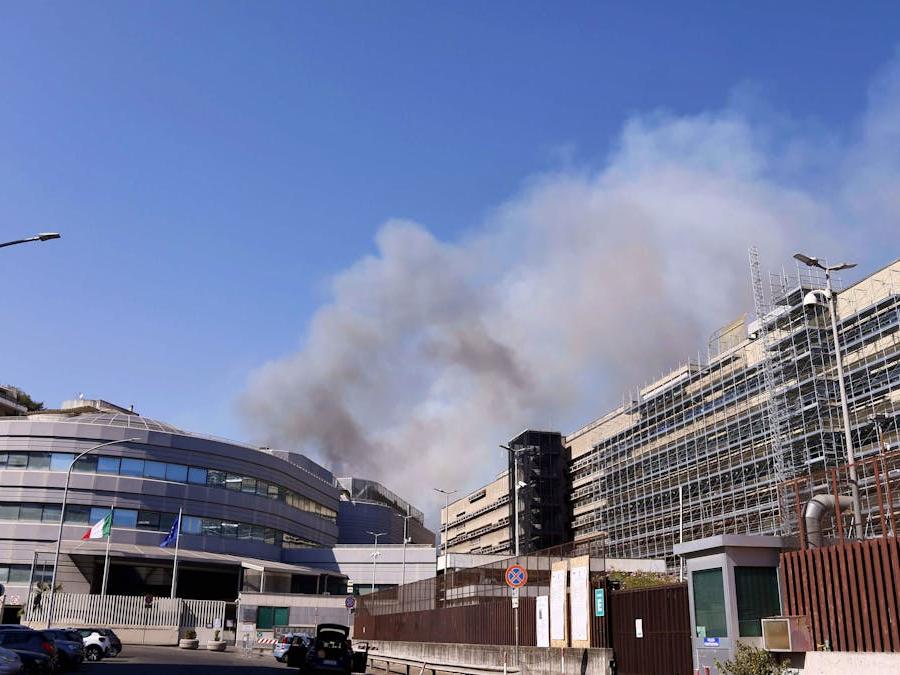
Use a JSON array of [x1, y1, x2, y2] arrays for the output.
[[536, 595, 550, 648], [569, 556, 591, 647], [550, 564, 567, 646]]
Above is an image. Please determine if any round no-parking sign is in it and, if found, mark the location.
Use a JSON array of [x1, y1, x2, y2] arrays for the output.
[[505, 564, 528, 588]]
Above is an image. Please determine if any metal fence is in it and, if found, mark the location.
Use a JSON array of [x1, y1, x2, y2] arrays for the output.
[[24, 593, 225, 630], [781, 537, 900, 652], [356, 539, 610, 647]]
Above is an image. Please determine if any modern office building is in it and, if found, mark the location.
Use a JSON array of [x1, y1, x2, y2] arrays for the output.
[[0, 386, 27, 417], [335, 477, 435, 546], [0, 400, 350, 623], [443, 470, 511, 555], [568, 255, 900, 568]]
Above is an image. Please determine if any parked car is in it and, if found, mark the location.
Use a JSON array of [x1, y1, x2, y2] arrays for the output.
[[275, 633, 311, 662], [287, 624, 367, 674], [44, 630, 84, 670], [0, 646, 22, 675], [0, 628, 55, 674], [73, 629, 110, 661], [92, 628, 122, 657]]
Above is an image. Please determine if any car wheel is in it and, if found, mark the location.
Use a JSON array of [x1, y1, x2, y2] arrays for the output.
[[85, 646, 103, 662]]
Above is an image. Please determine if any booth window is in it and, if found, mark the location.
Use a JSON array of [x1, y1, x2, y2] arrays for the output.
[[735, 566, 781, 637], [692, 568, 727, 637], [256, 606, 289, 629]]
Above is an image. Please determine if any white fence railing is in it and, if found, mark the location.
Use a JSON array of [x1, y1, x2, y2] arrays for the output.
[[24, 593, 226, 629]]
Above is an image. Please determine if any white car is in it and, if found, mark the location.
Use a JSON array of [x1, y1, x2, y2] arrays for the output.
[[0, 646, 21, 675], [75, 629, 111, 661]]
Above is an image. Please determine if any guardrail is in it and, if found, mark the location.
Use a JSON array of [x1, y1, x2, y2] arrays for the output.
[[367, 651, 520, 675]]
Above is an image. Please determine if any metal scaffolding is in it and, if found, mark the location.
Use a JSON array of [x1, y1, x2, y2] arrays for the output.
[[568, 254, 900, 569]]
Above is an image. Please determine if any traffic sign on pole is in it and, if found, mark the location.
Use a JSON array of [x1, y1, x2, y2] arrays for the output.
[[505, 564, 528, 588], [345, 596, 356, 610]]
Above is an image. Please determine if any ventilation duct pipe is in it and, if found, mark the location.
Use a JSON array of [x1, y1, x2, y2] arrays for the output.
[[804, 494, 854, 548]]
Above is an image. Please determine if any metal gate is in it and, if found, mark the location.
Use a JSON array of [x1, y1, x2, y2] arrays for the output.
[[610, 583, 692, 675]]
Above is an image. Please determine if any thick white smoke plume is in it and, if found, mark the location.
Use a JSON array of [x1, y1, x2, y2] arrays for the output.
[[241, 57, 900, 523]]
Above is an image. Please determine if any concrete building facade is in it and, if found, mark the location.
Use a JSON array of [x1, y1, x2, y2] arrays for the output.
[[442, 470, 511, 555]]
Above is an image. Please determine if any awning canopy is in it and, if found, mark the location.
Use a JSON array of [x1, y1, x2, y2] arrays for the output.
[[38, 540, 345, 578]]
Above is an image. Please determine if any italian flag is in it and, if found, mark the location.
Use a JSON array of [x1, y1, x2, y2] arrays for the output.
[[82, 513, 112, 540]]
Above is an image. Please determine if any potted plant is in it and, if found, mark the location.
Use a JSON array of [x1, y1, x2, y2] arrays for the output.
[[179, 629, 199, 650], [206, 629, 226, 651]]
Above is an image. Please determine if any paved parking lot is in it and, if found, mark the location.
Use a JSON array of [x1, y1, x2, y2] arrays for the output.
[[88, 645, 294, 673]]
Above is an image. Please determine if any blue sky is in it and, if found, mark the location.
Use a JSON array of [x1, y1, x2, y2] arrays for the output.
[[3, 3, 900, 492]]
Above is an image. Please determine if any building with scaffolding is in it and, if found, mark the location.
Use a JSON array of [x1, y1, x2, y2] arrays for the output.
[[567, 254, 900, 568]]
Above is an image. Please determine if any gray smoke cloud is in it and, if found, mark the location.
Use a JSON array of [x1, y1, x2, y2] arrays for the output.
[[241, 56, 900, 524]]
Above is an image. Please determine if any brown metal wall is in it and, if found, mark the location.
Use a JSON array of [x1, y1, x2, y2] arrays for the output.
[[609, 584, 692, 675], [781, 537, 900, 652], [355, 596, 537, 646]]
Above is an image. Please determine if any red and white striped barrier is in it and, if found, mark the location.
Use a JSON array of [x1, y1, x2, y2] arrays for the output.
[[257, 638, 277, 645]]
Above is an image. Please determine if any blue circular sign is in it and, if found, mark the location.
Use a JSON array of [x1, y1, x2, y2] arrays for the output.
[[345, 596, 356, 609], [505, 564, 528, 588]]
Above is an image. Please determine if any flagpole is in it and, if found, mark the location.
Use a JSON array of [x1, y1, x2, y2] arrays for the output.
[[101, 507, 113, 596], [170, 508, 182, 599]]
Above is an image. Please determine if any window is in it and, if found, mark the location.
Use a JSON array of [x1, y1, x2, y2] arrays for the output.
[[693, 568, 727, 638], [188, 467, 207, 485], [27, 453, 50, 470], [0, 505, 19, 521], [113, 509, 138, 528], [6, 454, 27, 469], [7, 566, 31, 583], [119, 458, 144, 477], [42, 505, 61, 523], [50, 453, 73, 471], [19, 504, 43, 521], [64, 505, 90, 524], [73, 456, 98, 473], [207, 470, 226, 487], [241, 478, 257, 494], [89, 507, 111, 524], [97, 457, 121, 474], [182, 516, 202, 535], [221, 522, 239, 539], [225, 475, 241, 491], [165, 464, 188, 482], [256, 481, 269, 497], [201, 519, 221, 537], [144, 461, 167, 480], [137, 510, 160, 530], [238, 523, 252, 540], [735, 567, 781, 637]]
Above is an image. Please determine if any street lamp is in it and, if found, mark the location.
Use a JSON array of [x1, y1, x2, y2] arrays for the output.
[[366, 531, 386, 595], [794, 252, 863, 540], [47, 437, 140, 627], [0, 233, 61, 249], [433, 488, 457, 608], [394, 507, 414, 588]]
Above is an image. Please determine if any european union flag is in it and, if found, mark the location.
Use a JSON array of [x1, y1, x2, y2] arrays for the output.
[[160, 514, 180, 548]]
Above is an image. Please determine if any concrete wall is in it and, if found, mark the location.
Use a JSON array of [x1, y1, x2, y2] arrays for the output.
[[363, 640, 612, 675], [792, 651, 900, 674]]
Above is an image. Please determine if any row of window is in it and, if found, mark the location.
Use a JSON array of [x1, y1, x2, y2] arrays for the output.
[[0, 452, 336, 523], [0, 502, 317, 548], [0, 564, 53, 584]]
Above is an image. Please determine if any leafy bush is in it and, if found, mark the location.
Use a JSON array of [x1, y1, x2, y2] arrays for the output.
[[716, 643, 791, 675], [607, 570, 678, 590], [183, 629, 196, 640]]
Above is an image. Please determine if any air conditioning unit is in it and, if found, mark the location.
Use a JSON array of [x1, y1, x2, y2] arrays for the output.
[[762, 616, 813, 652]]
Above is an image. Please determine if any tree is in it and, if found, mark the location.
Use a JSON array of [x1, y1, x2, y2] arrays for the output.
[[14, 389, 43, 411]]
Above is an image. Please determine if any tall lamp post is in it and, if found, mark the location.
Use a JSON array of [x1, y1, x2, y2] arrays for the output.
[[366, 531, 386, 596], [394, 507, 414, 588], [433, 488, 457, 607], [794, 253, 864, 540], [499, 444, 531, 668], [47, 437, 140, 628], [0, 232, 61, 249]]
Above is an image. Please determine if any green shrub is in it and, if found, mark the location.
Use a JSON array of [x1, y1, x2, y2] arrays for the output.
[[716, 643, 791, 675]]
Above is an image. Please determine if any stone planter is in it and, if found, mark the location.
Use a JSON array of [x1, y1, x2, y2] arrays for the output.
[[206, 640, 227, 652], [179, 638, 199, 650]]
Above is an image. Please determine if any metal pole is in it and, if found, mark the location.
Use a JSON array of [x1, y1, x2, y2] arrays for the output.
[[101, 507, 114, 596], [826, 271, 864, 540], [47, 437, 139, 629], [401, 508, 409, 588], [366, 531, 385, 595], [678, 485, 684, 582], [512, 448, 520, 667], [170, 508, 183, 598]]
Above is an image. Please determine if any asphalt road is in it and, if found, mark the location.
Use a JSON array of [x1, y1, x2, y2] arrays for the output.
[[87, 645, 297, 674]]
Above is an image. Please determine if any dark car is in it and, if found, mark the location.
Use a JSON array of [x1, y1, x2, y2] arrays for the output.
[[287, 624, 367, 674], [45, 630, 85, 670], [0, 628, 56, 674]]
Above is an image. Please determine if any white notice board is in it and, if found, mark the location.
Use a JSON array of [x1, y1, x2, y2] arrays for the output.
[[550, 561, 568, 646], [536, 595, 550, 648], [568, 556, 590, 645]]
